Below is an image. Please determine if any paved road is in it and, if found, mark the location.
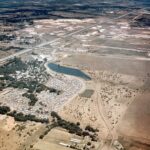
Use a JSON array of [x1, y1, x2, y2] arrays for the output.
[[0, 9, 143, 63]]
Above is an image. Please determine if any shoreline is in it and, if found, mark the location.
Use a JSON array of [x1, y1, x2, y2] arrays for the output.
[[45, 62, 86, 111]]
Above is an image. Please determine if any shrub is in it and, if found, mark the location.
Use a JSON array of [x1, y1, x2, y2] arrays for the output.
[[0, 106, 10, 114], [76, 122, 80, 126], [87, 142, 91, 146], [8, 111, 49, 123], [82, 131, 90, 137], [51, 111, 61, 120], [85, 125, 99, 132], [22, 93, 38, 106]]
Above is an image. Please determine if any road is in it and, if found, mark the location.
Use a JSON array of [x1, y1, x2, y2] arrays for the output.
[[0, 9, 144, 63], [95, 82, 115, 150]]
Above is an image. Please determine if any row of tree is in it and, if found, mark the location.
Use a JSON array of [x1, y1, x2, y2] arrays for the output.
[[51, 111, 98, 141], [0, 106, 49, 124]]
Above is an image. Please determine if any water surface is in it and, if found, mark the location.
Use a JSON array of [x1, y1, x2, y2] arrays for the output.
[[48, 63, 91, 80]]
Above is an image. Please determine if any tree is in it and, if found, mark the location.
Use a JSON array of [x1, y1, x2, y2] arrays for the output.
[[0, 106, 10, 114]]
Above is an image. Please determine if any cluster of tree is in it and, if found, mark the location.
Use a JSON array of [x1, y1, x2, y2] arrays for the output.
[[0, 34, 15, 41], [1, 78, 60, 106], [0, 75, 15, 81], [7, 80, 44, 93], [36, 84, 61, 95], [8, 111, 49, 123], [0, 106, 49, 123], [0, 58, 61, 108], [8, 80, 32, 89], [51, 111, 82, 134], [57, 119, 82, 135], [2, 46, 24, 52], [39, 123, 58, 139], [51, 111, 98, 141], [20, 82, 61, 106], [131, 14, 150, 28], [0, 57, 60, 94], [0, 106, 10, 114], [85, 125, 99, 133], [22, 93, 38, 106], [0, 57, 27, 75], [0, 82, 5, 91]]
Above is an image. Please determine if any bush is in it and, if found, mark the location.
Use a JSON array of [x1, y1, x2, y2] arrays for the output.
[[85, 125, 99, 132], [0, 106, 11, 114], [51, 111, 83, 135], [39, 123, 58, 139], [51, 111, 61, 120], [82, 131, 90, 137], [76, 122, 80, 126], [22, 93, 38, 106], [87, 142, 91, 146], [39, 135, 44, 139], [0, 57, 27, 75], [8, 111, 49, 123], [51, 112, 99, 140]]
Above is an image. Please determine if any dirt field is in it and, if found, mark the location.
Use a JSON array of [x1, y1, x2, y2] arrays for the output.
[[0, 115, 45, 150], [118, 92, 150, 145], [33, 127, 101, 150], [33, 128, 73, 150], [62, 54, 150, 77], [60, 53, 150, 149]]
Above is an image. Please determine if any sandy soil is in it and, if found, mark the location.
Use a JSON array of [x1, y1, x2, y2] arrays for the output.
[[0, 115, 44, 150], [60, 53, 150, 149], [118, 92, 150, 145], [33, 128, 73, 150], [62, 54, 150, 77], [33, 127, 101, 150]]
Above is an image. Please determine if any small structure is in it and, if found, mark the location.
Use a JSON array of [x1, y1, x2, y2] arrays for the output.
[[113, 140, 124, 150], [59, 142, 70, 147], [70, 138, 81, 143]]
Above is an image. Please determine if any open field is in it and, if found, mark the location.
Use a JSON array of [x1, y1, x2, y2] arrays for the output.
[[0, 115, 45, 150], [118, 93, 150, 145], [33, 128, 101, 150]]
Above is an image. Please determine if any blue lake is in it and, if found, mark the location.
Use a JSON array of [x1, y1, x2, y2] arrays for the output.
[[48, 63, 91, 80]]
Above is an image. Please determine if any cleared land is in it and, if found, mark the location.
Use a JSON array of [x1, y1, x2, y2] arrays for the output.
[[118, 93, 150, 145]]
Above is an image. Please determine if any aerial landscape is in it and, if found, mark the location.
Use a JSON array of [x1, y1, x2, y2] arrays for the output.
[[0, 0, 150, 150]]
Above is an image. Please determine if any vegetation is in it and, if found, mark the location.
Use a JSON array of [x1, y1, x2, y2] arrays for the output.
[[85, 125, 99, 133], [0, 34, 15, 41], [22, 93, 38, 106], [50, 111, 98, 141], [0, 57, 61, 106], [0, 106, 10, 114], [51, 111, 82, 134], [8, 111, 49, 123], [0, 57, 27, 75], [39, 123, 58, 139], [36, 84, 61, 95], [51, 111, 61, 120], [0, 105, 49, 123]]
